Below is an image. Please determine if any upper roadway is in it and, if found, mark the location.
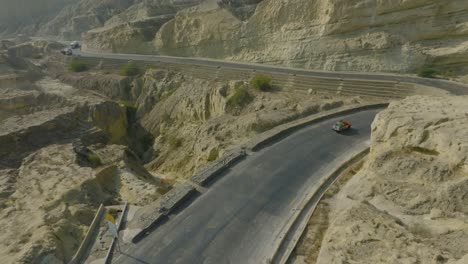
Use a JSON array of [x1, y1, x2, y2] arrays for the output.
[[113, 109, 380, 264], [76, 50, 468, 96]]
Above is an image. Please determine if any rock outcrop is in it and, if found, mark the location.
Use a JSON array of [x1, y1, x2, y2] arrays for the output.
[[314, 96, 468, 264], [153, 0, 468, 77]]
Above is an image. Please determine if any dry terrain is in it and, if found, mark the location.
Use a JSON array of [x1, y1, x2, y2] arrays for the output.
[[0, 39, 367, 263]]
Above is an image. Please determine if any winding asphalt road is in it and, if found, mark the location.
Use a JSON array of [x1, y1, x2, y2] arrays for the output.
[[113, 109, 380, 264], [70, 49, 467, 263]]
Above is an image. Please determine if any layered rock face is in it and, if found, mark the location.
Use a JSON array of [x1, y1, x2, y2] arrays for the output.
[[153, 0, 468, 76], [82, 0, 203, 53], [315, 96, 468, 264]]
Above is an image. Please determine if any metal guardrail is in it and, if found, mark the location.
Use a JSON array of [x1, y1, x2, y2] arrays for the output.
[[69, 204, 105, 264]]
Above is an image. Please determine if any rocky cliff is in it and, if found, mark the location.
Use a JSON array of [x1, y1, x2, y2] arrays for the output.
[[152, 0, 468, 78], [82, 0, 468, 81], [311, 96, 468, 264]]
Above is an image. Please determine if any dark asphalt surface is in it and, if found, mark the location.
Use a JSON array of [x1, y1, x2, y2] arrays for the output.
[[113, 109, 381, 264]]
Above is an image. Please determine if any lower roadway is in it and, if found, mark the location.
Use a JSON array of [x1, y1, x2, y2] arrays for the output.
[[113, 108, 381, 264]]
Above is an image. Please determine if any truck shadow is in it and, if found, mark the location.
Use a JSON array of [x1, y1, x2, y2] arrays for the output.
[[337, 128, 359, 136]]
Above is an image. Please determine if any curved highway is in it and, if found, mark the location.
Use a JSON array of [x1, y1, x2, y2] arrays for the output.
[[71, 49, 466, 263], [113, 109, 380, 264]]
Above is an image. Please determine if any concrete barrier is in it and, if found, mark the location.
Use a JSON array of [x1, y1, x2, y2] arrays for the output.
[[191, 148, 247, 186], [129, 183, 197, 242], [246, 103, 389, 152], [69, 204, 105, 264], [270, 148, 370, 264]]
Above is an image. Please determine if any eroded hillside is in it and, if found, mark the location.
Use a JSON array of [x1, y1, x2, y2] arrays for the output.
[[0, 39, 371, 262], [0, 41, 168, 263]]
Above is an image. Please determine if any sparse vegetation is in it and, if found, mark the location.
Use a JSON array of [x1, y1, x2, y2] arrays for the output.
[[68, 59, 89, 72], [32, 54, 44, 59], [86, 152, 102, 166], [157, 186, 171, 195], [207, 148, 219, 161], [168, 135, 183, 149], [146, 65, 158, 70], [227, 84, 254, 109], [250, 75, 272, 91], [160, 89, 176, 100], [120, 61, 140, 76], [417, 66, 437, 78]]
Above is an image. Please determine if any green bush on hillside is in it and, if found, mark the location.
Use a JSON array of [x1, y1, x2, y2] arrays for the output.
[[68, 60, 89, 72], [120, 62, 140, 76], [207, 148, 219, 162], [32, 54, 44, 59], [250, 75, 272, 91], [86, 152, 102, 166], [227, 85, 253, 108], [417, 67, 437, 78], [168, 135, 183, 149]]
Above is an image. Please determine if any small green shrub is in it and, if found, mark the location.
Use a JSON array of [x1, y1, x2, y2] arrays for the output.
[[146, 65, 158, 70], [207, 148, 219, 162], [107, 208, 118, 215], [118, 101, 135, 108], [32, 54, 44, 59], [250, 75, 272, 91], [160, 89, 176, 100], [69, 60, 89, 72], [157, 186, 171, 195], [227, 85, 253, 108], [168, 135, 183, 149], [417, 67, 437, 78], [120, 62, 140, 76], [86, 153, 102, 166]]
